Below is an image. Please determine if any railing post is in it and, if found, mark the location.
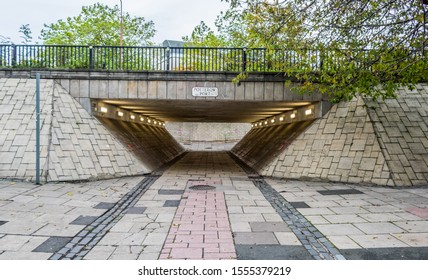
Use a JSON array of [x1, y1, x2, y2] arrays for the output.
[[89, 46, 94, 70], [242, 48, 247, 72], [11, 44, 17, 67], [166, 47, 170, 71]]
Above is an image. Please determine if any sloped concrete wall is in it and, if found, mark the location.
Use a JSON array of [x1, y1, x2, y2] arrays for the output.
[[231, 121, 314, 172], [97, 118, 185, 171], [0, 78, 181, 182], [365, 85, 428, 186], [258, 97, 392, 185]]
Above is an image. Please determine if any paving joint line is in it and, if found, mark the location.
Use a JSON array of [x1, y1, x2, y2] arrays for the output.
[[48, 175, 159, 260], [228, 152, 346, 260]]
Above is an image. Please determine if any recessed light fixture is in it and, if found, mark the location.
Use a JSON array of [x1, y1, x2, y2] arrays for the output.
[[140, 117, 144, 122], [305, 109, 313, 115], [271, 119, 275, 123], [290, 113, 296, 119], [264, 121, 268, 125], [279, 116, 284, 121], [100, 107, 108, 113], [130, 115, 135, 120], [117, 111, 124, 117]]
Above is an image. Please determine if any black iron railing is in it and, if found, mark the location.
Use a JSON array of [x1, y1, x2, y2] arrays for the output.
[[0, 44, 351, 72]]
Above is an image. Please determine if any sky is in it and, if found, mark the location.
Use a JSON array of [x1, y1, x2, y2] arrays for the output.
[[0, 0, 230, 45]]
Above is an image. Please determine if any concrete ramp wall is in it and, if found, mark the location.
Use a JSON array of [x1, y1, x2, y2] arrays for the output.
[[238, 85, 428, 187], [0, 78, 183, 182], [96, 118, 184, 171]]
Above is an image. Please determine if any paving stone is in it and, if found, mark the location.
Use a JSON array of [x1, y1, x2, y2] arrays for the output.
[[70, 216, 99, 226], [316, 224, 365, 236], [126, 207, 147, 214], [289, 202, 311, 208], [158, 190, 185, 195], [349, 234, 408, 248], [234, 232, 279, 245], [163, 200, 180, 207], [341, 247, 428, 260], [249, 222, 291, 232], [354, 222, 405, 234], [93, 202, 116, 209], [318, 189, 364, 196], [236, 245, 312, 260], [32, 237, 72, 253]]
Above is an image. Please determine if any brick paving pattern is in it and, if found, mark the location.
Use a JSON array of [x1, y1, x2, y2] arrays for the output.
[[160, 191, 235, 260]]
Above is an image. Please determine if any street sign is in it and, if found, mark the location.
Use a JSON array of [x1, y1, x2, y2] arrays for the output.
[[192, 87, 218, 97]]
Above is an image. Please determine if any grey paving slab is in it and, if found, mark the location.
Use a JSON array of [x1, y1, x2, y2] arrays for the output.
[[249, 222, 291, 232], [70, 216, 99, 226], [341, 247, 428, 260], [157, 190, 185, 195], [126, 207, 147, 214], [163, 200, 181, 207], [289, 202, 311, 208], [234, 232, 279, 245], [32, 237, 72, 253], [93, 202, 116, 209], [236, 245, 313, 260], [318, 189, 364, 196]]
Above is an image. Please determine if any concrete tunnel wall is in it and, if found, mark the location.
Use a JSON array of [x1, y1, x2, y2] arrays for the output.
[[232, 84, 428, 187], [0, 78, 184, 182]]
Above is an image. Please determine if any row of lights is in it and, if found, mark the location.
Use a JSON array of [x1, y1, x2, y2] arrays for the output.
[[99, 106, 166, 126], [252, 107, 314, 128]]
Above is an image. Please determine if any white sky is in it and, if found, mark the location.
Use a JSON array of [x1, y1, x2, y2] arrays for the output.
[[0, 0, 230, 45]]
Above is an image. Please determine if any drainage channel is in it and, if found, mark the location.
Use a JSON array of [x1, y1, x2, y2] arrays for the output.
[[228, 153, 346, 260], [49, 176, 159, 260]]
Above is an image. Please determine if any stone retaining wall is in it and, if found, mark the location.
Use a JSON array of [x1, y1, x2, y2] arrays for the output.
[[0, 78, 181, 182]]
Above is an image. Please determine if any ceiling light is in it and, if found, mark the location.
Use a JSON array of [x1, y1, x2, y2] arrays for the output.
[[140, 117, 144, 122], [305, 109, 313, 115], [130, 115, 135, 120], [117, 111, 124, 117], [100, 107, 108, 113], [271, 119, 275, 123], [279, 116, 284, 121], [290, 113, 296, 119]]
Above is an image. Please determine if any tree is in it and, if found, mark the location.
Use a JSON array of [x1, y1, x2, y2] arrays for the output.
[[19, 24, 33, 44], [40, 3, 156, 46], [199, 0, 428, 101]]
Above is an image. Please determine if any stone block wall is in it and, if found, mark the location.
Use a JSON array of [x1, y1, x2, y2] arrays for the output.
[[259, 97, 392, 185], [365, 84, 428, 186], [97, 118, 185, 171], [0, 78, 178, 182]]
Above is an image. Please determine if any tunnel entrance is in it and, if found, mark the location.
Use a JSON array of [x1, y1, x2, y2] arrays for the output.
[[91, 98, 323, 174]]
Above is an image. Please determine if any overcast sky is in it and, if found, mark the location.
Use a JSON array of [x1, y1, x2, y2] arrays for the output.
[[0, 0, 229, 45]]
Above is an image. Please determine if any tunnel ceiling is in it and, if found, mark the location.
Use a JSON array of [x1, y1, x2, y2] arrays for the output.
[[97, 99, 314, 123]]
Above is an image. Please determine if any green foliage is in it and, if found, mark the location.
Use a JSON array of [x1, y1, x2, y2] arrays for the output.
[[19, 24, 32, 44], [193, 0, 428, 101], [40, 3, 155, 46]]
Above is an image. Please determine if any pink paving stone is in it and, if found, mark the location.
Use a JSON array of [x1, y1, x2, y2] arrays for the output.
[[405, 207, 428, 220], [161, 191, 236, 260], [174, 234, 204, 243], [163, 243, 189, 248], [204, 253, 236, 260], [169, 248, 203, 259]]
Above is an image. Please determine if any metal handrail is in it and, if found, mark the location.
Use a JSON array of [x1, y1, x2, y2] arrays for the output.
[[0, 44, 413, 73]]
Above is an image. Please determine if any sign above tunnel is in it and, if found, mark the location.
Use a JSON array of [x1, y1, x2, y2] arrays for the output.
[[192, 87, 218, 97]]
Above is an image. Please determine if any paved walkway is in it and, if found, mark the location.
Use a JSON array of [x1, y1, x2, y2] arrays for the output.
[[0, 152, 428, 260]]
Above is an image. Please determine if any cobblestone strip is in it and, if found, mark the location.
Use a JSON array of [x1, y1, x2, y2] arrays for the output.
[[49, 176, 159, 260], [160, 191, 236, 260], [228, 153, 345, 260], [252, 178, 345, 260]]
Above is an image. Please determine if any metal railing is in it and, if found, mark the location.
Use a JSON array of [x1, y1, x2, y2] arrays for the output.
[[0, 44, 375, 73]]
